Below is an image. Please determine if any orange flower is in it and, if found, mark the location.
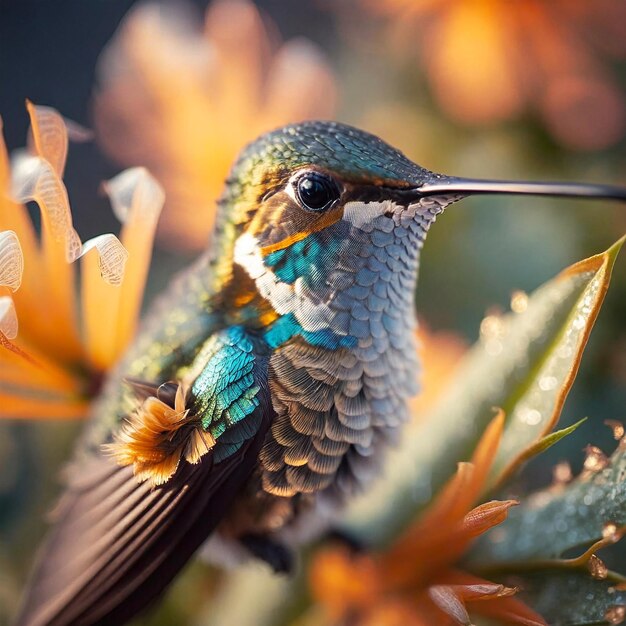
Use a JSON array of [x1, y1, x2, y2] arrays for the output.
[[359, 0, 626, 150], [310, 411, 547, 626], [411, 324, 466, 415], [94, 0, 337, 251], [0, 102, 164, 419]]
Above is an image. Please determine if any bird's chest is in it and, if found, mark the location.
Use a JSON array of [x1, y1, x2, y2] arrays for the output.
[[229, 204, 427, 536], [259, 234, 421, 505], [261, 331, 419, 501], [216, 326, 420, 549]]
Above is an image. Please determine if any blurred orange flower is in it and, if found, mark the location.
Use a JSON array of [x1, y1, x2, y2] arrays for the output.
[[412, 323, 466, 414], [310, 411, 547, 626], [94, 0, 337, 251], [0, 103, 163, 419], [360, 0, 626, 150]]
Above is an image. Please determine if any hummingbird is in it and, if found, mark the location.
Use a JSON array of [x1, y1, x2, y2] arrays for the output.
[[16, 121, 626, 626]]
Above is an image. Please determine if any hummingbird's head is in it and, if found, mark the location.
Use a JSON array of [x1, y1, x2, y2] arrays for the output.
[[218, 121, 624, 347], [223, 121, 453, 345], [226, 120, 449, 253]]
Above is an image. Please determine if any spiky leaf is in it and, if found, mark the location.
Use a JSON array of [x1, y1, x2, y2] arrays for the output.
[[517, 570, 626, 626], [472, 443, 626, 564], [343, 238, 624, 546]]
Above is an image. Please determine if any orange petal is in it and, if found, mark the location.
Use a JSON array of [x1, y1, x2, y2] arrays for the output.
[[94, 0, 337, 252], [0, 392, 88, 420], [383, 463, 476, 584], [421, 500, 518, 570], [82, 168, 163, 370], [384, 413, 505, 581], [80, 233, 129, 369], [310, 546, 380, 621], [473, 595, 548, 626], [452, 582, 517, 602], [105, 168, 163, 355], [415, 462, 476, 534], [0, 117, 9, 189], [419, 409, 504, 534], [469, 409, 505, 498], [365, 598, 438, 626], [204, 0, 269, 125], [461, 499, 518, 538], [260, 40, 337, 124], [427, 2, 524, 124], [10, 154, 83, 361], [432, 570, 548, 626], [0, 332, 85, 396]]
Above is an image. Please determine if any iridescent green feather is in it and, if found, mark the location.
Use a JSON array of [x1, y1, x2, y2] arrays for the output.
[[189, 326, 265, 463]]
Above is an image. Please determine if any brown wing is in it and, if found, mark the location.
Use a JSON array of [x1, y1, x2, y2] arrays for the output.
[[15, 407, 271, 626]]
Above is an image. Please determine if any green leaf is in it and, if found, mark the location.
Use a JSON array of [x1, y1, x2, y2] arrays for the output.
[[489, 238, 624, 489], [516, 570, 626, 626], [511, 417, 587, 468], [343, 238, 624, 546], [471, 443, 626, 565]]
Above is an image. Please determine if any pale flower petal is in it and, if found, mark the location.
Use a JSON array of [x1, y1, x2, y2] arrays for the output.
[[428, 586, 471, 625], [26, 100, 69, 177], [10, 154, 81, 262], [0, 230, 24, 291], [0, 295, 18, 339], [79, 234, 129, 286], [102, 166, 165, 225], [94, 0, 336, 250], [261, 39, 337, 123]]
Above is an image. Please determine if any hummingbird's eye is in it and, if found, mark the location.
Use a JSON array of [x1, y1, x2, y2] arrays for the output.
[[295, 172, 340, 212]]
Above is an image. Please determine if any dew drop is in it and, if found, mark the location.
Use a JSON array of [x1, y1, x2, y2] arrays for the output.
[[520, 408, 542, 426], [558, 344, 574, 359], [605, 605, 626, 625], [510, 290, 528, 313], [539, 375, 558, 391], [553, 461, 573, 485], [485, 338, 503, 356], [603, 522, 621, 543], [584, 445, 609, 472], [588, 554, 608, 580], [605, 420, 625, 441], [480, 314, 503, 340]]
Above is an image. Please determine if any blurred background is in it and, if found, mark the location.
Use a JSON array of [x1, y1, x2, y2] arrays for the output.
[[1, 0, 625, 623]]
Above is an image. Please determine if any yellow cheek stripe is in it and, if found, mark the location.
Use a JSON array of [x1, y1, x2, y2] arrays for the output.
[[260, 205, 344, 256]]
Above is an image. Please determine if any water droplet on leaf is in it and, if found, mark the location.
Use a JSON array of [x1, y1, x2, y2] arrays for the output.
[[588, 554, 608, 579], [584, 445, 609, 472], [553, 461, 572, 485], [605, 420, 625, 440], [510, 290, 528, 313], [603, 522, 621, 543], [605, 605, 626, 625]]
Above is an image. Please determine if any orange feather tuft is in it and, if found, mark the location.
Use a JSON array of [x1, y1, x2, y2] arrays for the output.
[[104, 383, 215, 486]]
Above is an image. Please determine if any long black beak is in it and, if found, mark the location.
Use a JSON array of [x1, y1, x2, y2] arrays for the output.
[[416, 176, 626, 203]]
